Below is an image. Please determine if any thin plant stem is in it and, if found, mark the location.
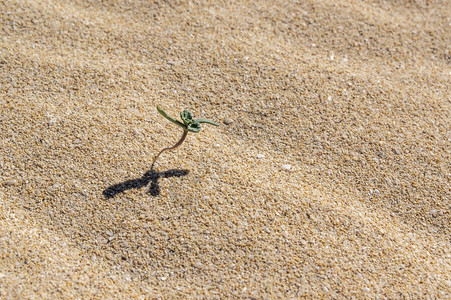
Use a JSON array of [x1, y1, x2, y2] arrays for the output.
[[151, 129, 188, 170]]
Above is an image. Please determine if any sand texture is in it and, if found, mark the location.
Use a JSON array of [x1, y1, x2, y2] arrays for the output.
[[1, 0, 450, 298]]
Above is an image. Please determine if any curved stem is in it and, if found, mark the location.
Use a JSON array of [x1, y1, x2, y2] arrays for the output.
[[151, 129, 188, 170]]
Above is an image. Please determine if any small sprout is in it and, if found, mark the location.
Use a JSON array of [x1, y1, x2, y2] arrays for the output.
[[151, 106, 219, 170]]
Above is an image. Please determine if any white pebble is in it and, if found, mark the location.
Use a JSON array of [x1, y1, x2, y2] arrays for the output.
[[223, 118, 234, 125], [256, 154, 265, 159], [3, 180, 17, 186], [281, 164, 292, 171]]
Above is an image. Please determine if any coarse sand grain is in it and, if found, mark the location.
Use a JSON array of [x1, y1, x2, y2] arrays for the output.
[[1, 0, 450, 298]]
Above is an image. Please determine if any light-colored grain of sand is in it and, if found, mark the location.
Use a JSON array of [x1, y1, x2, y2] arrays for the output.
[[1, 0, 450, 298]]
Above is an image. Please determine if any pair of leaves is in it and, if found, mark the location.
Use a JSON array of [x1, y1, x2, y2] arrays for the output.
[[157, 106, 219, 132], [180, 109, 201, 132]]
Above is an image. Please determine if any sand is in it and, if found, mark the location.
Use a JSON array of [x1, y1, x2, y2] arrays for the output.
[[1, 0, 450, 298]]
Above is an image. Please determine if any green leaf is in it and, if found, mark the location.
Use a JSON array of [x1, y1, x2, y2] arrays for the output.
[[157, 106, 186, 128], [180, 110, 193, 125], [186, 121, 201, 132], [195, 118, 220, 126]]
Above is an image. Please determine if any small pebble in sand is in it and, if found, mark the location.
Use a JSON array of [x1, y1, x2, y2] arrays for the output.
[[223, 118, 234, 125], [3, 180, 17, 186], [281, 164, 292, 171], [429, 209, 443, 218], [256, 154, 265, 159]]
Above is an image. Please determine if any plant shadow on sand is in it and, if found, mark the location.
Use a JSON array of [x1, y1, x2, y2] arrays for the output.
[[103, 169, 189, 198]]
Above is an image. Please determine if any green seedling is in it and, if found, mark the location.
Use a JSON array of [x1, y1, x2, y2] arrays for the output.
[[151, 106, 219, 170]]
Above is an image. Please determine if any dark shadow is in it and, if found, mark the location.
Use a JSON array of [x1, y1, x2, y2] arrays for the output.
[[103, 169, 189, 198]]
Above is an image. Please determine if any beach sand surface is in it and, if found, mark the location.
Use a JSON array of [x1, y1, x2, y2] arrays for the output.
[[1, 0, 450, 298]]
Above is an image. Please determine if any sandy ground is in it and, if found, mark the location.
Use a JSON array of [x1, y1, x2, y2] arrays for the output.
[[1, 0, 450, 298]]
